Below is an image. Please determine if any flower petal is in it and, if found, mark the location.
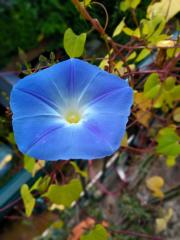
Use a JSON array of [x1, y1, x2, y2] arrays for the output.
[[78, 69, 129, 105], [85, 87, 133, 116]]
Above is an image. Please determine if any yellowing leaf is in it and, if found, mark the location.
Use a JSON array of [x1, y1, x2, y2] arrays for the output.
[[64, 28, 86, 58], [156, 208, 173, 233], [146, 176, 164, 199], [134, 91, 151, 111], [156, 40, 176, 48], [147, 0, 180, 22], [121, 132, 128, 147], [20, 184, 35, 217], [136, 110, 152, 127], [173, 107, 180, 122], [113, 18, 125, 37]]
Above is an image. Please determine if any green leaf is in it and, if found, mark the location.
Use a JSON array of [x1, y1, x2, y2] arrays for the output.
[[131, 0, 141, 9], [84, 0, 91, 6], [31, 176, 51, 194], [44, 179, 82, 207], [63, 28, 86, 58], [135, 48, 151, 62], [170, 85, 180, 100], [7, 132, 15, 145], [120, 1, 130, 12], [123, 27, 140, 38], [166, 156, 176, 167], [80, 224, 108, 240], [127, 51, 137, 61], [20, 184, 35, 217], [70, 161, 88, 178], [156, 127, 180, 156], [112, 18, 125, 37], [120, 0, 141, 11], [144, 73, 161, 99], [164, 77, 176, 91], [24, 155, 36, 174]]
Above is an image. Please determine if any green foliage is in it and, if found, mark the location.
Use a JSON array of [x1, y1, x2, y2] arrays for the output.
[[113, 18, 125, 37], [23, 155, 36, 174], [0, 0, 87, 68], [31, 176, 51, 194], [118, 194, 151, 222], [143, 73, 161, 99], [80, 224, 108, 240], [135, 48, 151, 62], [120, 0, 141, 11], [70, 161, 88, 178], [44, 179, 83, 207], [156, 127, 180, 156], [64, 28, 87, 58], [20, 184, 35, 217]]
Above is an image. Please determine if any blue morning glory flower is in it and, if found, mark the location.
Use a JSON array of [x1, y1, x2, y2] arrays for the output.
[[10, 58, 133, 160]]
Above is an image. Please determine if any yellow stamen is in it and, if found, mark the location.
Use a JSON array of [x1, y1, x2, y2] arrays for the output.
[[65, 111, 81, 124]]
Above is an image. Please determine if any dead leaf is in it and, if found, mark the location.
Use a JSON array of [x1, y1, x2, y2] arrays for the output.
[[156, 208, 173, 233], [146, 176, 164, 199], [136, 110, 152, 127]]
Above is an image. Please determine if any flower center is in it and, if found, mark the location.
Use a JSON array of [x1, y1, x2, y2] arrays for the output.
[[65, 111, 81, 124]]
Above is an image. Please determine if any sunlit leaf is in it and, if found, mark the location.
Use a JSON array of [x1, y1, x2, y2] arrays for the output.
[[146, 176, 164, 199], [80, 224, 108, 240], [64, 28, 86, 58], [156, 40, 176, 48], [127, 51, 137, 61], [113, 18, 125, 37], [147, 0, 180, 22], [20, 184, 35, 217], [44, 179, 82, 207], [143, 73, 161, 99], [135, 48, 151, 62]]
